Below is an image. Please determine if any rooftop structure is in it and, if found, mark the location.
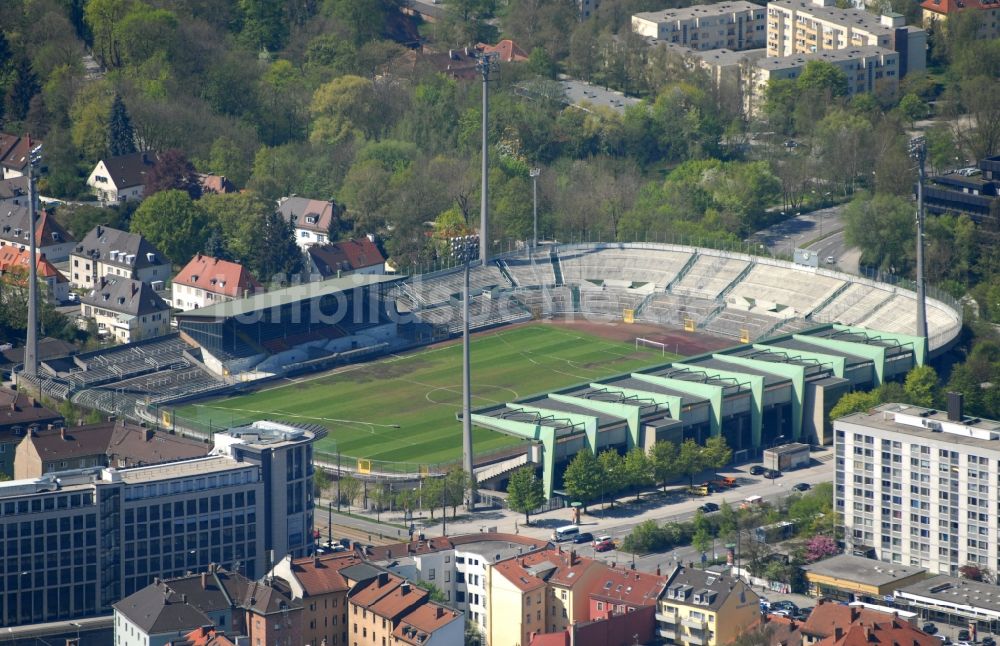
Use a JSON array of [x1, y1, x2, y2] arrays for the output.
[[278, 196, 346, 249], [306, 237, 385, 279], [172, 253, 262, 311]]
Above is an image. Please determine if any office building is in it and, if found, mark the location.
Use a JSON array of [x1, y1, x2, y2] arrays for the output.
[[766, 0, 926, 76], [921, 0, 1000, 40], [633, 2, 767, 50], [800, 554, 926, 601], [0, 420, 320, 628], [834, 399, 1000, 575]]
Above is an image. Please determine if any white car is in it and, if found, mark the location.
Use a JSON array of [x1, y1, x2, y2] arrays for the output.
[[826, 256, 836, 264]]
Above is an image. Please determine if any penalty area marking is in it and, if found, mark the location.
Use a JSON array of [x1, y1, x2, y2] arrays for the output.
[[424, 384, 520, 407], [190, 404, 399, 433]]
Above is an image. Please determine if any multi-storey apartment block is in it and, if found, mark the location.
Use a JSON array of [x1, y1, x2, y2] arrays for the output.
[[766, 0, 926, 76], [835, 397, 1000, 576], [633, 1, 767, 50]]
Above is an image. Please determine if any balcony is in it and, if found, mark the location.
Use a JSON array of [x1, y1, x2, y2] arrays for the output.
[[682, 617, 707, 630], [656, 613, 678, 625], [686, 630, 707, 645], [659, 627, 678, 640]]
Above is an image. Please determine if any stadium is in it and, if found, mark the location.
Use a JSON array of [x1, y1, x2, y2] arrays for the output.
[[28, 242, 962, 496]]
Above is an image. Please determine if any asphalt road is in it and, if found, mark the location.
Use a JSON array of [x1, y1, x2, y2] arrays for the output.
[[752, 205, 860, 275]]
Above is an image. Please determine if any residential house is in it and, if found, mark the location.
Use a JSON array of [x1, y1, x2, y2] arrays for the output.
[[392, 601, 464, 646], [487, 547, 607, 646], [168, 626, 237, 646], [13, 420, 208, 479], [0, 133, 39, 180], [478, 39, 530, 62], [365, 532, 550, 635], [587, 567, 667, 644], [0, 205, 76, 261], [79, 276, 171, 343], [69, 225, 171, 289], [920, 0, 1000, 40], [86, 151, 156, 203], [307, 237, 385, 280], [806, 612, 935, 646], [0, 176, 28, 209], [800, 600, 919, 644], [278, 196, 347, 250], [529, 607, 659, 646], [172, 254, 262, 311], [0, 386, 62, 477], [579, 0, 600, 18], [269, 551, 368, 646], [765, 0, 926, 76], [632, 2, 768, 51], [348, 572, 462, 646], [655, 566, 760, 646], [113, 565, 302, 646], [385, 47, 482, 81], [0, 247, 70, 302], [196, 173, 235, 196]]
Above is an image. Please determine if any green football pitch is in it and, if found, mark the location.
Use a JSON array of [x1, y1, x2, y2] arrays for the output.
[[174, 324, 673, 466]]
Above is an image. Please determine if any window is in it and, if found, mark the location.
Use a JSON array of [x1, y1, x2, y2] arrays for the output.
[[428, 568, 435, 580]]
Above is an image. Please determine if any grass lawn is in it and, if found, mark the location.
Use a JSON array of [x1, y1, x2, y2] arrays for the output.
[[174, 323, 673, 466]]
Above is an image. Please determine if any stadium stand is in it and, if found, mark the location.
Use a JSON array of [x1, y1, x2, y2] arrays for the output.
[[557, 246, 693, 288], [499, 249, 556, 287], [403, 263, 508, 308], [638, 292, 719, 327], [726, 264, 845, 315], [671, 255, 750, 300], [704, 308, 783, 340], [810, 283, 892, 324]]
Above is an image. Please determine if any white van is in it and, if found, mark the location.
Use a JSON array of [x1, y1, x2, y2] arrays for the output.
[[552, 525, 580, 542]]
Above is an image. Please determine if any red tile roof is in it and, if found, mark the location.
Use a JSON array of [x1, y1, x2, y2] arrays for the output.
[[392, 602, 461, 645], [478, 39, 529, 62], [176, 626, 237, 646], [529, 632, 571, 646], [493, 547, 597, 592], [802, 601, 903, 639], [349, 573, 427, 620], [173, 254, 261, 298], [586, 567, 667, 609], [289, 552, 364, 596], [0, 247, 67, 282], [815, 618, 937, 646], [921, 0, 998, 14], [307, 238, 385, 277]]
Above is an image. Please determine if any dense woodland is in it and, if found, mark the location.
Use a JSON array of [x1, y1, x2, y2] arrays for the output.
[[0, 0, 998, 408]]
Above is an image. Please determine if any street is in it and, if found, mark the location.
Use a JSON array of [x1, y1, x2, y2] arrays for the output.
[[752, 205, 861, 276]]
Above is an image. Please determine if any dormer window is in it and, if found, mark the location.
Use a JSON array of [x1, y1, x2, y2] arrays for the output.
[[306, 215, 318, 224], [52, 232, 61, 241]]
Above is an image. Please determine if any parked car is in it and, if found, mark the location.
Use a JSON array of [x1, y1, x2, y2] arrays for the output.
[[921, 623, 937, 635], [826, 256, 836, 264], [750, 465, 767, 475], [573, 532, 594, 545], [957, 630, 971, 642], [792, 482, 811, 492], [770, 609, 792, 618], [956, 641, 973, 646], [594, 536, 615, 552], [765, 469, 781, 479], [771, 601, 798, 614], [981, 636, 995, 646], [699, 502, 720, 513], [795, 608, 812, 621]]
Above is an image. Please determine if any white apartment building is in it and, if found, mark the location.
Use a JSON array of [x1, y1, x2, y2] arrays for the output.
[[747, 45, 899, 114], [835, 400, 1000, 577], [633, 1, 767, 51], [766, 0, 926, 75]]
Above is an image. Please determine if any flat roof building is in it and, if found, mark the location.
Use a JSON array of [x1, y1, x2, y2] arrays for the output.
[[835, 400, 1000, 575], [633, 2, 767, 51], [895, 575, 1000, 637], [801, 554, 926, 601]]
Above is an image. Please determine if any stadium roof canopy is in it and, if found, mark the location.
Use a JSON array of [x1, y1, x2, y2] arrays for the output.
[[174, 274, 403, 320]]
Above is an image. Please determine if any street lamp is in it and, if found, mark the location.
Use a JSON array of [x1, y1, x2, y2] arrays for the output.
[[529, 167, 540, 249], [450, 234, 480, 511]]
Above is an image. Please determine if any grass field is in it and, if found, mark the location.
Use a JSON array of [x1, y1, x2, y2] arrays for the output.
[[174, 324, 675, 466]]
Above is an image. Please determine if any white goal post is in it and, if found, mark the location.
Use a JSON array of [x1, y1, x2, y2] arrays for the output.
[[635, 337, 667, 356]]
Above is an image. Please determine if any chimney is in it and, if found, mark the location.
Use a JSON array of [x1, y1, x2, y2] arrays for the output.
[[131, 282, 138, 297], [570, 549, 577, 565], [378, 572, 389, 587], [180, 593, 187, 604], [835, 627, 844, 640], [436, 606, 444, 618], [947, 392, 963, 422], [145, 428, 154, 441], [60, 426, 66, 441], [656, 565, 661, 576], [401, 582, 410, 595], [851, 607, 860, 623], [201, 572, 207, 589]]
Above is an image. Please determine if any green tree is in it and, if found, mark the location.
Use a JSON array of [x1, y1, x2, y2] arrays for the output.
[[844, 192, 915, 273], [562, 448, 602, 512], [506, 465, 545, 525], [200, 192, 272, 264], [207, 137, 251, 189], [107, 94, 136, 156], [144, 149, 201, 199], [796, 60, 848, 98], [598, 449, 627, 509], [830, 390, 882, 420], [897, 93, 928, 127], [251, 210, 303, 283], [238, 0, 289, 51], [717, 500, 737, 539], [702, 436, 733, 477], [675, 438, 705, 486], [313, 468, 330, 497], [904, 364, 940, 408], [309, 75, 377, 145], [444, 467, 468, 518], [130, 189, 211, 264], [624, 447, 653, 501], [6, 56, 40, 121], [85, 0, 132, 68], [413, 580, 448, 603], [650, 440, 677, 491], [692, 526, 712, 557], [340, 475, 362, 511], [422, 476, 444, 520]]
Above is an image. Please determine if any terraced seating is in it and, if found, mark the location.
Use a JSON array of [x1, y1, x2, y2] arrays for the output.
[[503, 251, 556, 287], [672, 256, 750, 300], [638, 293, 718, 326], [558, 247, 693, 289], [577, 288, 647, 319], [403, 264, 508, 308], [514, 286, 574, 316], [726, 265, 845, 315], [414, 294, 530, 334], [810, 283, 890, 325], [704, 309, 782, 341]]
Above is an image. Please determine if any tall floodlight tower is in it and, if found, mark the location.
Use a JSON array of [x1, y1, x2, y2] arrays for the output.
[[908, 136, 928, 340], [530, 168, 540, 249], [24, 139, 43, 383], [476, 52, 499, 264], [451, 234, 480, 511]]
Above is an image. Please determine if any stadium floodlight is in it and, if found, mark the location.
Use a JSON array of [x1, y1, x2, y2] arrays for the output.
[[529, 168, 540, 249], [23, 139, 43, 386], [450, 234, 480, 511], [476, 52, 499, 264], [908, 136, 928, 340]]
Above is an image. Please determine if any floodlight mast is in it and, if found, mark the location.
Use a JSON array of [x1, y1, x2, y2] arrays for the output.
[[477, 52, 499, 264], [24, 139, 43, 384], [451, 235, 480, 511], [908, 137, 928, 340], [530, 168, 540, 249]]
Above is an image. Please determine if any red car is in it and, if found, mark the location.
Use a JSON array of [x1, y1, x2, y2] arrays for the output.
[[594, 536, 615, 552]]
